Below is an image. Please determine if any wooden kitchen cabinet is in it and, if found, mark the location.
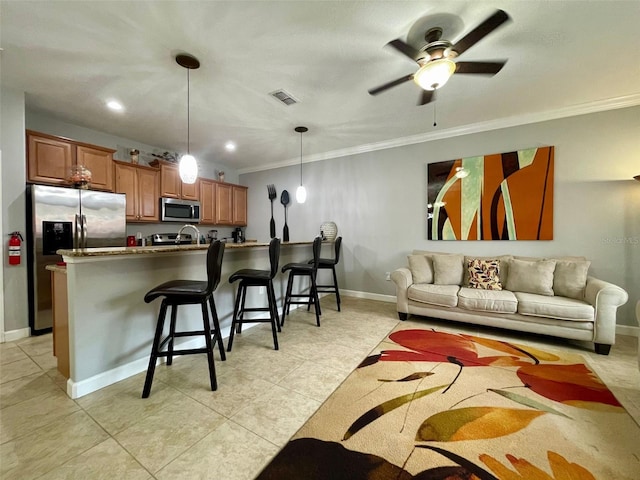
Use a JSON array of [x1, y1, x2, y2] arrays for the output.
[[114, 161, 160, 222], [76, 144, 115, 191], [210, 182, 247, 226], [27, 132, 73, 186], [27, 130, 115, 191], [232, 185, 248, 226], [151, 159, 200, 201], [199, 178, 216, 224], [215, 183, 233, 225]]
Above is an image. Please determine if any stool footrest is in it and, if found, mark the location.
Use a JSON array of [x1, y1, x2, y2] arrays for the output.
[[156, 347, 211, 357]]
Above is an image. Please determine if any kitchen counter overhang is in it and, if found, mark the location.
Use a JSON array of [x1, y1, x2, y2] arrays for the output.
[[57, 240, 319, 398]]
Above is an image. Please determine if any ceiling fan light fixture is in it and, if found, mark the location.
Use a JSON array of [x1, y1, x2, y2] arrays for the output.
[[414, 58, 456, 91]]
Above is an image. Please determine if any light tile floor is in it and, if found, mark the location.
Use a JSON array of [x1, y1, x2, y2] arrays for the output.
[[1, 297, 638, 479]]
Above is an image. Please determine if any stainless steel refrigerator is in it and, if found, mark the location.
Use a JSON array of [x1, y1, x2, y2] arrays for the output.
[[26, 184, 127, 333]]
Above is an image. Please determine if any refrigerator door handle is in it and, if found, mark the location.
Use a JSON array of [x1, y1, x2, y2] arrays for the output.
[[82, 214, 88, 248], [74, 214, 81, 249]]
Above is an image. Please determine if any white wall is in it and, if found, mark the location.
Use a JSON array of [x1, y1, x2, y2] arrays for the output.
[[241, 106, 640, 326]]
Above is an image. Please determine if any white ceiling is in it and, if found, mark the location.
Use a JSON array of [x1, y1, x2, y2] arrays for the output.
[[2, 1, 639, 173]]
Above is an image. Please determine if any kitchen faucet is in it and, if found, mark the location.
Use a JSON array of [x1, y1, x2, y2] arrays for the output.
[[176, 224, 201, 245]]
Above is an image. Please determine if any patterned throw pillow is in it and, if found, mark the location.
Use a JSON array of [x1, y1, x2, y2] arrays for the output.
[[468, 259, 502, 290]]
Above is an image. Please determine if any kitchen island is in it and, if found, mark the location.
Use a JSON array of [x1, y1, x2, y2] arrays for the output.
[[56, 240, 319, 398]]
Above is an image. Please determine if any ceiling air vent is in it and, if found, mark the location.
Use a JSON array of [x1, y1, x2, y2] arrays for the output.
[[270, 89, 298, 106]]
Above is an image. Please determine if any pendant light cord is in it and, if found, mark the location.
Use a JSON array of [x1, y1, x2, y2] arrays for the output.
[[299, 131, 303, 186], [186, 68, 190, 154]]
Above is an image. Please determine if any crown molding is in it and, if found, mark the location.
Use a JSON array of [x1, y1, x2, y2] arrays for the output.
[[238, 93, 640, 175]]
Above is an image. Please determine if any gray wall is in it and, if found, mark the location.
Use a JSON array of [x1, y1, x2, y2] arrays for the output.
[[241, 106, 640, 326], [1, 89, 28, 332]]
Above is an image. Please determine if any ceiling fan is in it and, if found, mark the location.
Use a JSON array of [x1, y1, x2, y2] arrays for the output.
[[368, 9, 511, 106]]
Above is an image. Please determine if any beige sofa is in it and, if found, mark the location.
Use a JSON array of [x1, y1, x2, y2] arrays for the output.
[[391, 251, 628, 355]]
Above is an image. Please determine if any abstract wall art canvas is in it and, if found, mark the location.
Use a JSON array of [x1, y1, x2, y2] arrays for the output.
[[427, 146, 554, 240]]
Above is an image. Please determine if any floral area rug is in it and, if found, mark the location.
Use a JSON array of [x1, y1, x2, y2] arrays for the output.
[[257, 326, 640, 480]]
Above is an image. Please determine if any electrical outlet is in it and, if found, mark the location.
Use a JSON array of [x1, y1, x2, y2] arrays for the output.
[[385, 272, 391, 281]]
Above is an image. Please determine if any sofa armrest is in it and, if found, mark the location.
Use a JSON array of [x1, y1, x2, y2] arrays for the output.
[[584, 276, 629, 346], [391, 268, 413, 314]]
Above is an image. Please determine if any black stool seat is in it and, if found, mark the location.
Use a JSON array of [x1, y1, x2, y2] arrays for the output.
[[229, 269, 272, 283], [308, 236, 342, 312], [281, 236, 322, 327], [227, 238, 281, 351], [141, 240, 226, 398], [144, 280, 208, 301]]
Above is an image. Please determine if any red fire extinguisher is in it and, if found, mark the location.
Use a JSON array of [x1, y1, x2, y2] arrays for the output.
[[8, 231, 23, 266]]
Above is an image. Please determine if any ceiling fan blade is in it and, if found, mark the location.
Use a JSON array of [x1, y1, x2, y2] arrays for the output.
[[418, 89, 435, 106], [386, 39, 421, 61], [450, 9, 510, 56], [455, 61, 506, 75], [368, 73, 414, 96]]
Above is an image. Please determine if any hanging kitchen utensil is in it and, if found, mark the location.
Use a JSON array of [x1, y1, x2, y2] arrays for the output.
[[267, 184, 277, 238], [281, 189, 290, 242]]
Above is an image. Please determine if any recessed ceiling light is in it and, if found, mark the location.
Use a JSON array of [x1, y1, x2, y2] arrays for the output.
[[224, 141, 236, 152], [106, 100, 124, 112]]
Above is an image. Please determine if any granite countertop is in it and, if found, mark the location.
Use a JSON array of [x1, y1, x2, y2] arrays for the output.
[[57, 240, 313, 258], [45, 264, 67, 274]]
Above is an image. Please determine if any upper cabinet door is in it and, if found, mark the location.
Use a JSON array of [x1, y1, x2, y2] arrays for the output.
[[181, 178, 200, 201], [137, 167, 160, 221], [232, 185, 248, 226], [158, 162, 181, 198], [76, 144, 115, 191], [215, 183, 233, 225], [27, 131, 73, 185], [199, 179, 216, 225], [114, 162, 138, 220]]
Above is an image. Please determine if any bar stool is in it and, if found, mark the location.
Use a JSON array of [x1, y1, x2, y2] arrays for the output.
[[227, 238, 281, 351], [141, 240, 225, 398], [310, 236, 342, 312], [281, 236, 322, 327]]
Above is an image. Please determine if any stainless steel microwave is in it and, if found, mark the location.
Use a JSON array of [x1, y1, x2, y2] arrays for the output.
[[160, 197, 201, 223]]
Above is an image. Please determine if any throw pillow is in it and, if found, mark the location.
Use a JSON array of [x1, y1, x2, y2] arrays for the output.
[[553, 260, 591, 300], [432, 254, 464, 285], [463, 255, 512, 286], [468, 259, 503, 290], [407, 255, 434, 284], [506, 258, 556, 296]]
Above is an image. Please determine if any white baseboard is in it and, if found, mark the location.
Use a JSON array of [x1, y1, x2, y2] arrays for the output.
[[3, 328, 31, 343], [340, 289, 396, 303], [68, 326, 234, 399], [617, 324, 640, 337]]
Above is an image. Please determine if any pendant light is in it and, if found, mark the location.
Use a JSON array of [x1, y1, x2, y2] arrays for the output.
[[295, 126, 308, 203], [176, 54, 199, 184]]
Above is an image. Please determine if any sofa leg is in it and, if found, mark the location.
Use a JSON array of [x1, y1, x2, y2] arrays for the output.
[[398, 312, 408, 321], [594, 343, 611, 355]]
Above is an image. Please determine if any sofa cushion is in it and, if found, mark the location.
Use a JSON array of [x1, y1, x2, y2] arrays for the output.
[[458, 287, 518, 314], [433, 254, 464, 285], [553, 259, 590, 300], [464, 255, 512, 286], [506, 258, 556, 296], [407, 254, 434, 284], [515, 292, 595, 321], [467, 258, 503, 290], [408, 284, 460, 307]]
